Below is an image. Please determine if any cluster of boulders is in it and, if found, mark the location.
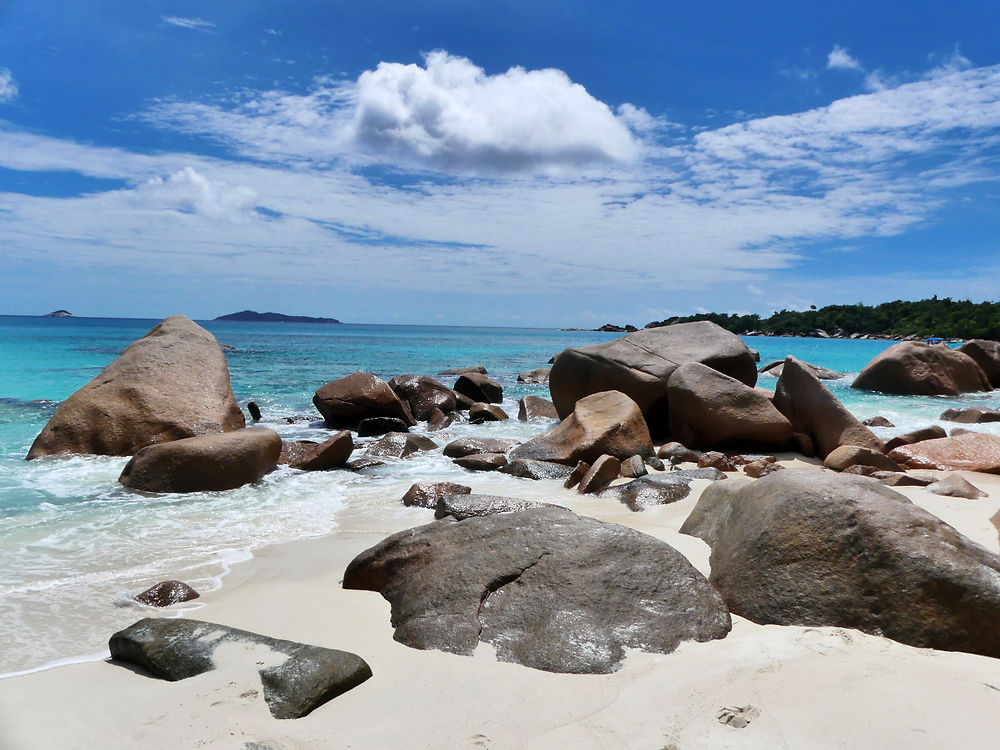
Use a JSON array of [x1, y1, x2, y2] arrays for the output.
[[26, 315, 1000, 691]]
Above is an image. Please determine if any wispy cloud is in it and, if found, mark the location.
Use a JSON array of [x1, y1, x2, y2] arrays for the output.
[[2, 53, 1000, 321], [827, 45, 862, 71], [161, 16, 216, 33], [0, 68, 18, 103]]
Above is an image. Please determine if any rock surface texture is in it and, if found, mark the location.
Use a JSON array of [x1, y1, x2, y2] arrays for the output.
[[387, 375, 457, 422], [134, 580, 200, 607], [957, 339, 1000, 387], [773, 356, 883, 458], [343, 508, 732, 674], [313, 372, 415, 428], [27, 315, 244, 459], [109, 618, 372, 719], [666, 362, 793, 449], [517, 395, 559, 421], [547, 321, 757, 434], [288, 431, 354, 471], [118, 428, 281, 493], [888, 432, 1000, 473], [853, 342, 990, 396], [509, 390, 653, 466], [682, 471, 1000, 658]]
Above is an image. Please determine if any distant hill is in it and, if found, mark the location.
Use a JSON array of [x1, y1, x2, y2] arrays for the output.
[[43, 310, 73, 317], [214, 310, 342, 324]]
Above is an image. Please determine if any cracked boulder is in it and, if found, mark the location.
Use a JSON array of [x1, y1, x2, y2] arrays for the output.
[[343, 507, 731, 674], [109, 618, 372, 719]]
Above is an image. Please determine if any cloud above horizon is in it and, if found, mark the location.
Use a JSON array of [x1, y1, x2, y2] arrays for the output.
[[161, 16, 216, 32], [144, 51, 643, 173], [0, 68, 18, 103], [827, 45, 862, 72], [3, 52, 1000, 320]]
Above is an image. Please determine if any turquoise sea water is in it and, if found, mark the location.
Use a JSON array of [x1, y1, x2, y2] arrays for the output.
[[3, 315, 1000, 677]]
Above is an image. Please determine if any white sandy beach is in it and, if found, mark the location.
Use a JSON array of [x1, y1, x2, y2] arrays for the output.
[[2, 458, 1000, 750]]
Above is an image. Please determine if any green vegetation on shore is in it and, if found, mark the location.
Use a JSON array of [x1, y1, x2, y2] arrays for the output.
[[649, 298, 1000, 340]]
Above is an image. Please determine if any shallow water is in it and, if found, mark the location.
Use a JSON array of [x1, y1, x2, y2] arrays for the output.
[[2, 316, 999, 676]]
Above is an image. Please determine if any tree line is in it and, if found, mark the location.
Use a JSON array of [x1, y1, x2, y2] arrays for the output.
[[648, 298, 1000, 340]]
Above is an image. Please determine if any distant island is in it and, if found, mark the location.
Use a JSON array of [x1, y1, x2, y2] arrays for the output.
[[43, 310, 73, 317], [214, 310, 343, 324], [577, 298, 1000, 341]]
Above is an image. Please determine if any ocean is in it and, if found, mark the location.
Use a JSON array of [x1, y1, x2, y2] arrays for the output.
[[2, 315, 1000, 677]]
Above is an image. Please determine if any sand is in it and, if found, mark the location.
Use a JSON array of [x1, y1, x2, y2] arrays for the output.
[[2, 460, 1000, 750]]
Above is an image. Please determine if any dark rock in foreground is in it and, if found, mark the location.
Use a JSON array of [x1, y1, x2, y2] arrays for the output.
[[682, 471, 1000, 659], [27, 315, 245, 459], [119, 428, 281, 493], [134, 580, 199, 607], [109, 618, 371, 719], [343, 508, 731, 673]]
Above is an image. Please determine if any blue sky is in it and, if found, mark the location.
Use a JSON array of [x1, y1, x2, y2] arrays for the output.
[[2, 1, 1000, 326]]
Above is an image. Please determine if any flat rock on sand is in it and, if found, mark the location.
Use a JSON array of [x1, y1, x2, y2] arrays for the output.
[[434, 494, 557, 520], [109, 618, 372, 719], [343, 507, 731, 674], [682, 471, 1000, 658], [889, 432, 1000, 473], [27, 315, 245, 458]]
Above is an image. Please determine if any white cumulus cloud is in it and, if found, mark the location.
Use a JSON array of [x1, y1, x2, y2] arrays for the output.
[[144, 51, 642, 173], [350, 51, 639, 170], [0, 68, 19, 103], [827, 45, 862, 71]]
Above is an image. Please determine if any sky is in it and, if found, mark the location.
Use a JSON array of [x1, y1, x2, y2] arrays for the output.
[[2, 1, 1000, 327]]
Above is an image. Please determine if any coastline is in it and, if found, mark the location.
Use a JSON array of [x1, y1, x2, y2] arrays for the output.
[[2, 457, 999, 749]]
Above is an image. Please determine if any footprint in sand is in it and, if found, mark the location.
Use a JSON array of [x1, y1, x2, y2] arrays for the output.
[[717, 705, 760, 729]]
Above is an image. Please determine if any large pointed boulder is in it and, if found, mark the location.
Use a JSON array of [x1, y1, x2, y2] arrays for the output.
[[509, 390, 653, 466], [548, 321, 757, 435], [313, 372, 416, 428], [853, 341, 990, 396], [682, 471, 1000, 658], [773, 356, 882, 458], [666, 362, 793, 449], [343, 507, 731, 674], [26, 315, 245, 459]]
